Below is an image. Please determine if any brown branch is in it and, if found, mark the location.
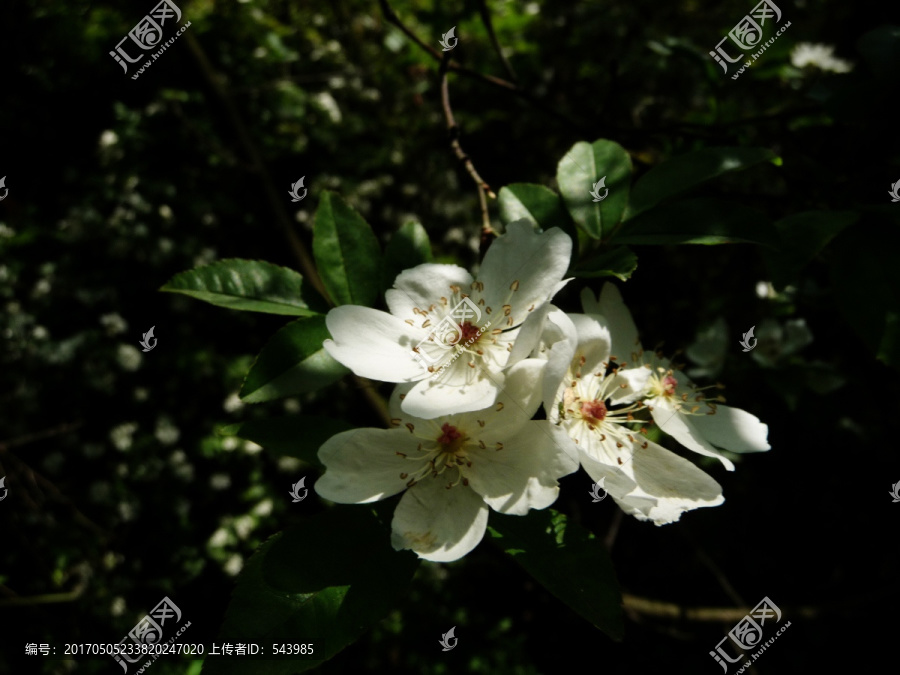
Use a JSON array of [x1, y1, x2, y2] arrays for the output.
[[439, 54, 495, 199], [2, 451, 107, 537], [603, 508, 623, 550], [353, 377, 392, 427], [476, 0, 518, 83], [622, 594, 819, 622], [378, 0, 590, 135], [183, 31, 331, 305], [0, 570, 89, 607], [439, 53, 498, 239], [0, 422, 82, 451]]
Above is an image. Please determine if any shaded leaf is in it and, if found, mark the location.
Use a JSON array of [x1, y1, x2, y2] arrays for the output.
[[556, 140, 632, 239], [240, 316, 348, 403], [763, 210, 858, 288], [382, 221, 432, 290], [627, 147, 779, 219], [571, 246, 638, 281], [203, 506, 419, 674], [830, 226, 900, 370], [612, 198, 778, 246], [488, 509, 623, 640], [313, 191, 383, 307], [218, 416, 353, 467], [160, 259, 317, 316], [498, 183, 579, 245]]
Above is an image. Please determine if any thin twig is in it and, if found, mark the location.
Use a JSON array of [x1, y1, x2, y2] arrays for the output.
[[438, 53, 498, 240], [439, 54, 496, 199], [0, 570, 89, 607], [695, 547, 746, 609], [622, 594, 819, 622], [378, 0, 590, 135], [353, 377, 392, 427], [475, 0, 518, 83], [0, 422, 82, 451], [2, 452, 107, 537], [603, 508, 623, 550]]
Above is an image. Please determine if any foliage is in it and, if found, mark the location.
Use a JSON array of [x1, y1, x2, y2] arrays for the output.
[[1, 1, 897, 674]]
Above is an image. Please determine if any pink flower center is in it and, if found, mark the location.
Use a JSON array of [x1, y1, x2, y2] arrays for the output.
[[580, 400, 608, 424], [457, 321, 481, 345], [663, 375, 678, 396], [437, 423, 462, 446]]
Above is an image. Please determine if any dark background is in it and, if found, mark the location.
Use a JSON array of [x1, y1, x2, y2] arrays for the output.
[[1, 0, 898, 673]]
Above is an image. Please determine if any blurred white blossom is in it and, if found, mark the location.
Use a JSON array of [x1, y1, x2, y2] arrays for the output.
[[110, 422, 139, 451], [791, 43, 853, 73], [117, 344, 143, 371], [101, 313, 128, 335]]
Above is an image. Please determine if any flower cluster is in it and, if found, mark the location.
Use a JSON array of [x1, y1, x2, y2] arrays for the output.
[[315, 221, 769, 561]]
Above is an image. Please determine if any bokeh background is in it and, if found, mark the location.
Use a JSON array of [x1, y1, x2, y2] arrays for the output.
[[2, 0, 898, 673]]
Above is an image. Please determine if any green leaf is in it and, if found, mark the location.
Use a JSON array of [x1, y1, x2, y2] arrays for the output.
[[203, 506, 419, 674], [498, 183, 579, 245], [556, 140, 632, 240], [830, 227, 900, 370], [382, 221, 432, 290], [857, 25, 900, 81], [763, 210, 858, 288], [488, 509, 623, 640], [571, 246, 638, 281], [612, 198, 778, 246], [160, 259, 317, 316], [313, 191, 383, 307], [218, 416, 352, 467], [626, 147, 779, 219], [240, 316, 349, 403]]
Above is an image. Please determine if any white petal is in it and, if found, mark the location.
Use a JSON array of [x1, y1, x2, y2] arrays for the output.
[[580, 286, 601, 315], [400, 368, 500, 419], [579, 452, 639, 500], [476, 220, 572, 328], [651, 399, 736, 471], [681, 405, 770, 453], [467, 423, 578, 514], [324, 306, 426, 382], [613, 440, 724, 525], [569, 314, 612, 375], [315, 429, 420, 503], [582, 283, 642, 361], [444, 358, 545, 436], [390, 477, 489, 562], [606, 365, 652, 405], [385, 264, 474, 319], [506, 301, 553, 367], [536, 307, 578, 421]]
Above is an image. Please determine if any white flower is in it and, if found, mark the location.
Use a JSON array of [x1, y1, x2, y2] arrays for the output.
[[324, 221, 572, 418], [543, 310, 725, 525], [751, 317, 812, 368], [314, 360, 579, 562], [790, 43, 853, 73], [582, 283, 770, 472]]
